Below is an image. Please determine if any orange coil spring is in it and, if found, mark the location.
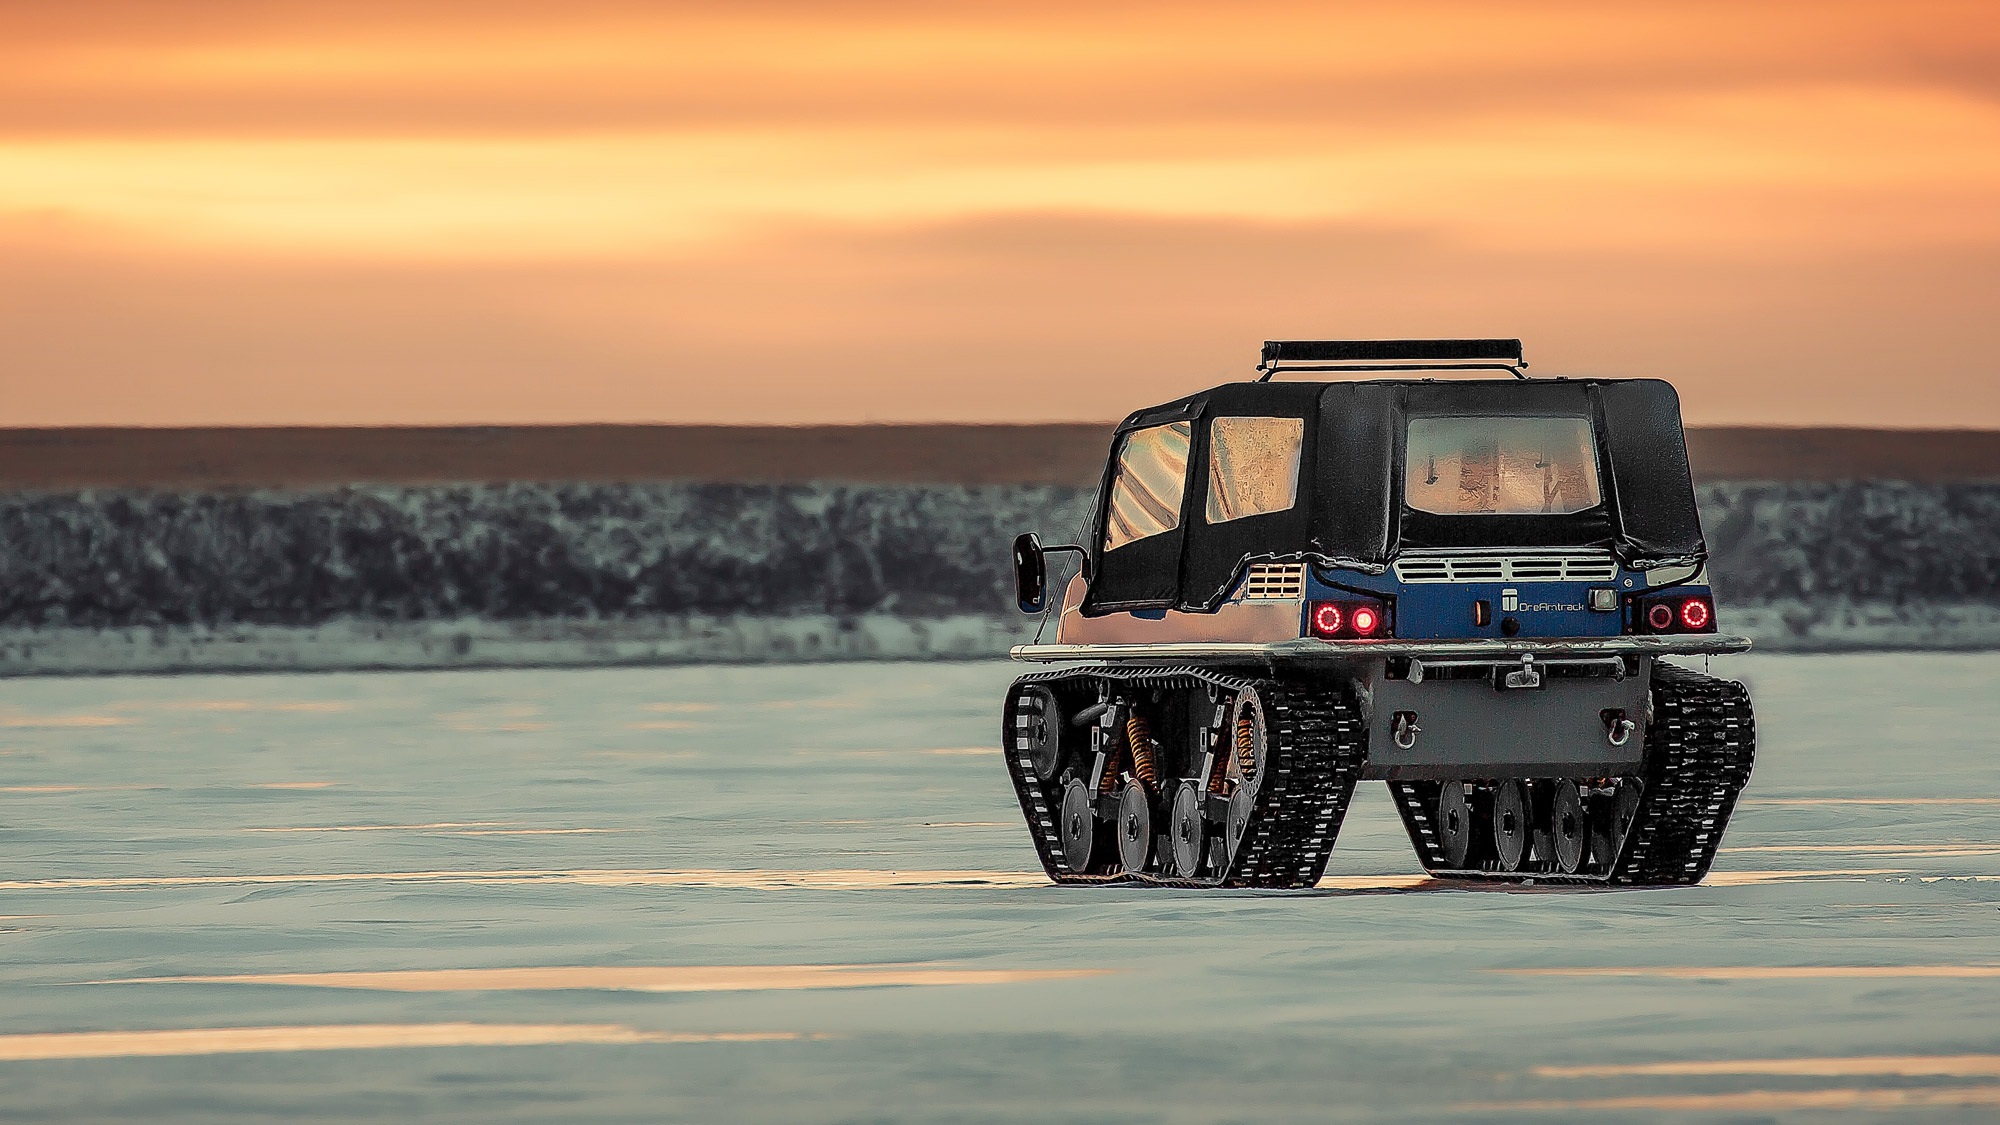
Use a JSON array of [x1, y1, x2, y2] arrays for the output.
[[1124, 713, 1161, 795], [1233, 715, 1258, 782]]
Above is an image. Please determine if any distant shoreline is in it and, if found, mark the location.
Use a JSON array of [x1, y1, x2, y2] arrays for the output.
[[4, 424, 1998, 491], [3, 600, 1996, 679], [3, 478, 1994, 676]]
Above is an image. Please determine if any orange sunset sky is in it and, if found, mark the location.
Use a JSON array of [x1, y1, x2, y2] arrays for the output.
[[3, 0, 1996, 427]]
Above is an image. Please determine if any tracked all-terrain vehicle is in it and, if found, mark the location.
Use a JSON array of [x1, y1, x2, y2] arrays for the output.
[[1003, 339, 1755, 888]]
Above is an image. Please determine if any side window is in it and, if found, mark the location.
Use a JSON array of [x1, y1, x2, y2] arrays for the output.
[[1103, 421, 1192, 552], [1205, 416, 1303, 523]]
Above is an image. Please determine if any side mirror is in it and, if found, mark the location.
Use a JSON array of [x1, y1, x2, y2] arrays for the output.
[[1013, 533, 1047, 613], [1012, 533, 1092, 615]]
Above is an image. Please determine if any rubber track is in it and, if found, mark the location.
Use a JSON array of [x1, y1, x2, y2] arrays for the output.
[[1002, 665, 1367, 888], [1386, 662, 1756, 886]]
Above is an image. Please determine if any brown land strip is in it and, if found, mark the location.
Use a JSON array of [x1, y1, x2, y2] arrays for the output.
[[0, 424, 1113, 490], [1685, 426, 2000, 483], [1, 424, 1995, 490]]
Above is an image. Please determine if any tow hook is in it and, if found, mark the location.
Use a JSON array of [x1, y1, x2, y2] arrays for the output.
[[1603, 709, 1638, 747], [1502, 654, 1542, 689], [1392, 710, 1422, 750]]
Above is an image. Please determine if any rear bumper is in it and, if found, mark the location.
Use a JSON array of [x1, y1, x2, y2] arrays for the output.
[[1009, 634, 1751, 663]]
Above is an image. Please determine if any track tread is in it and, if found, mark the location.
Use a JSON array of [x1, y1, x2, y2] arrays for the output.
[[1003, 666, 1366, 889], [1386, 661, 1756, 887]]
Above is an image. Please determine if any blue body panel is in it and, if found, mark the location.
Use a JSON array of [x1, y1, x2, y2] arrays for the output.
[[1304, 565, 1715, 641]]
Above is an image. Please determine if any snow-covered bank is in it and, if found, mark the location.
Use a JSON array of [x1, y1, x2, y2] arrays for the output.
[[2, 600, 1997, 677], [0, 478, 1994, 674], [0, 483, 1091, 627], [1726, 599, 2000, 651]]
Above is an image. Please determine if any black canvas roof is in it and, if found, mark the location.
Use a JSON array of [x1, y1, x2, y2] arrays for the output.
[[1081, 377, 1706, 616]]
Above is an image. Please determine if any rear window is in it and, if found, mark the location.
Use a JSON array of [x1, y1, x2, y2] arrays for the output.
[[1404, 415, 1601, 515], [1103, 421, 1191, 551]]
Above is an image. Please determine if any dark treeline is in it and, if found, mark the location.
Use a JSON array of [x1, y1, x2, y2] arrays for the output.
[[0, 481, 1994, 629]]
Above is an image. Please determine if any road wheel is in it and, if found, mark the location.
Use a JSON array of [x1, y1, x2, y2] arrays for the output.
[[1116, 784, 1153, 874], [1493, 780, 1531, 872], [1169, 782, 1206, 878], [1060, 779, 1103, 873], [1437, 781, 1474, 868], [1225, 787, 1255, 862], [1020, 685, 1064, 782], [1551, 780, 1587, 874]]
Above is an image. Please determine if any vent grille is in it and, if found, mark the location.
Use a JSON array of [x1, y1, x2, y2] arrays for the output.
[[1393, 552, 1617, 584], [1242, 562, 1306, 599]]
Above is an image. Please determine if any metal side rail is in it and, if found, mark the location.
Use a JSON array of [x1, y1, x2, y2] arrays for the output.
[[1002, 665, 1368, 889], [1387, 662, 1757, 886], [1011, 634, 1751, 664]]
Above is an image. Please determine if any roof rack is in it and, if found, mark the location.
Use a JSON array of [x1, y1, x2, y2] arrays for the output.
[[1257, 339, 1528, 381]]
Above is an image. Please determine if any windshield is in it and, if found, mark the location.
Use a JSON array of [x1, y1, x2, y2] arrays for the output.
[[1404, 415, 1602, 515]]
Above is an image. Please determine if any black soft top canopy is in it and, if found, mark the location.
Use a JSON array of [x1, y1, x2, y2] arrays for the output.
[[1081, 377, 1705, 616]]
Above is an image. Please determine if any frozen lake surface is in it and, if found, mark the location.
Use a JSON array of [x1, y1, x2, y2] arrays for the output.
[[2, 654, 1997, 1121]]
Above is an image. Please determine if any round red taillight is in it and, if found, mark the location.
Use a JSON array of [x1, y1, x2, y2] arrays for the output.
[[1313, 604, 1343, 635], [1351, 607, 1379, 635], [1681, 598, 1711, 630], [1646, 603, 1675, 631]]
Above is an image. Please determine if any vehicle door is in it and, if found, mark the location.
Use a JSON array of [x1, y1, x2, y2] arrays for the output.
[[1081, 415, 1196, 613]]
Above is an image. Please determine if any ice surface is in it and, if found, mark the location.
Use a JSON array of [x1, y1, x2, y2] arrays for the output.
[[0, 654, 1995, 1120]]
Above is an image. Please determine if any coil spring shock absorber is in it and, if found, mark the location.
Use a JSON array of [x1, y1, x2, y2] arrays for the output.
[[1234, 713, 1259, 783], [1124, 712, 1161, 796]]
